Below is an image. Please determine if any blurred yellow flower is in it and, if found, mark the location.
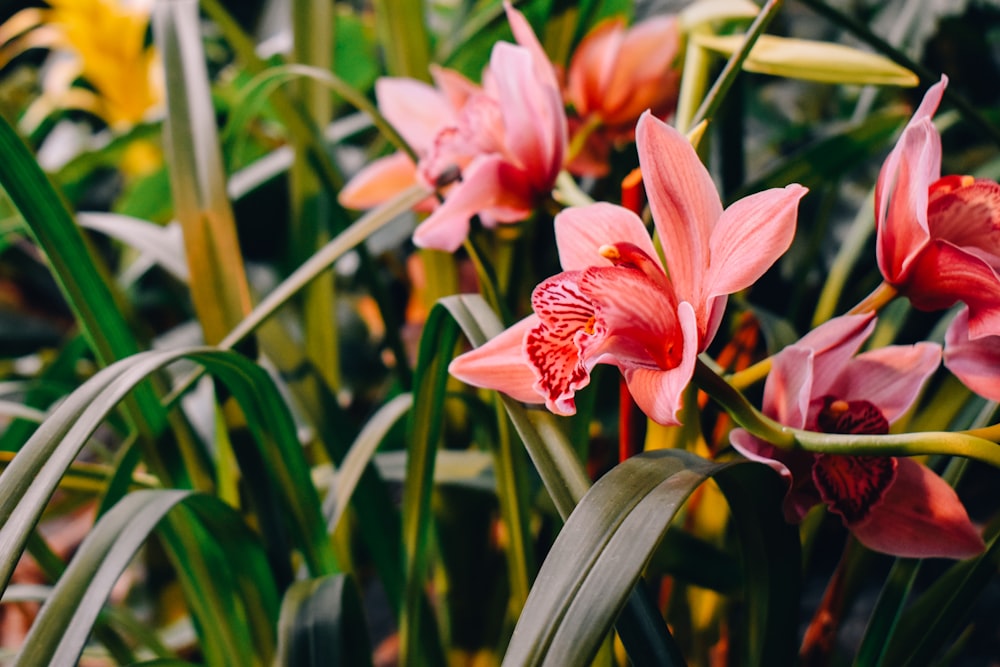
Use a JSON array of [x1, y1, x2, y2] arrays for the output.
[[0, 0, 163, 130]]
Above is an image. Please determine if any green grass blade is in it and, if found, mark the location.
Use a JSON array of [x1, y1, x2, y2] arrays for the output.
[[0, 110, 196, 486], [878, 522, 1000, 665], [373, 0, 431, 79], [400, 305, 457, 666], [325, 393, 413, 533], [0, 347, 337, 594], [154, 0, 254, 344], [13, 491, 279, 667], [276, 574, 374, 667]]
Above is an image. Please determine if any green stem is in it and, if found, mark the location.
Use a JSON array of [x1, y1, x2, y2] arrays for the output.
[[688, 0, 785, 129], [695, 359, 1000, 469]]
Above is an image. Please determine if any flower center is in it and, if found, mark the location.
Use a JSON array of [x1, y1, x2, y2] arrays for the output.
[[811, 396, 897, 525]]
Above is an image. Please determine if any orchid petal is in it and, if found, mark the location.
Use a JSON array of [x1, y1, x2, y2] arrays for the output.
[[944, 307, 1000, 402], [764, 346, 815, 430], [851, 458, 984, 559], [503, 1, 560, 90], [566, 19, 624, 117], [578, 265, 680, 370], [637, 112, 722, 304], [830, 342, 941, 423], [906, 240, 1000, 337], [489, 42, 565, 188], [706, 184, 806, 299], [553, 203, 658, 272], [927, 178, 1000, 266], [375, 77, 454, 152], [602, 16, 680, 125], [797, 313, 876, 400], [620, 301, 699, 425], [429, 64, 480, 110], [412, 155, 533, 252], [448, 316, 542, 404], [813, 453, 897, 524], [338, 152, 433, 211], [527, 273, 595, 415], [875, 118, 939, 284]]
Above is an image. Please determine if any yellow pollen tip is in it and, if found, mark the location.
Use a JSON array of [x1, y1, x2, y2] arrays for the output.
[[959, 175, 976, 187], [599, 245, 620, 260], [828, 400, 850, 415]]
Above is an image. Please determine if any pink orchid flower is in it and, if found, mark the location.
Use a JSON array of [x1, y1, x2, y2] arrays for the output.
[[337, 66, 477, 212], [564, 15, 681, 177], [876, 75, 1000, 338], [449, 113, 806, 425], [730, 313, 984, 559], [339, 4, 567, 253], [944, 306, 1000, 402]]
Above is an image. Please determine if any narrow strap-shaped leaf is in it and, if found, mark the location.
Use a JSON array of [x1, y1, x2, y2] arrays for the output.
[[399, 305, 456, 666], [154, 0, 253, 344], [14, 491, 279, 667], [0, 347, 336, 593], [324, 393, 413, 534], [502, 450, 799, 666], [878, 523, 1000, 665], [0, 110, 195, 485], [276, 574, 374, 667]]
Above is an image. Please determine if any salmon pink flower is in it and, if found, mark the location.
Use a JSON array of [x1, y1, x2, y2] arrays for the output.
[[449, 113, 806, 425], [339, 4, 567, 253], [944, 306, 1000, 402], [876, 75, 1000, 338], [730, 313, 984, 559], [564, 15, 681, 176]]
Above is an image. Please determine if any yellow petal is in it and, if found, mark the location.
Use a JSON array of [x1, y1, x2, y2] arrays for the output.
[[693, 33, 919, 87]]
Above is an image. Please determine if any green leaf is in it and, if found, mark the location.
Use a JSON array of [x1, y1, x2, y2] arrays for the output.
[[325, 393, 413, 533], [879, 526, 1000, 665], [14, 491, 279, 667], [154, 0, 254, 344], [502, 450, 799, 666], [693, 33, 920, 86], [0, 347, 336, 596], [276, 574, 374, 667], [400, 303, 457, 666], [0, 104, 196, 486]]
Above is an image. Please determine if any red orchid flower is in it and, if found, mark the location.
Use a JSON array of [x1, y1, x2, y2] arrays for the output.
[[449, 113, 805, 425], [876, 75, 1000, 339], [944, 306, 1000, 402], [339, 4, 567, 253], [730, 313, 984, 559], [564, 15, 681, 177]]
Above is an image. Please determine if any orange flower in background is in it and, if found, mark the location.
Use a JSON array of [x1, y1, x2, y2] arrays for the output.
[[564, 15, 681, 176], [0, 0, 163, 130]]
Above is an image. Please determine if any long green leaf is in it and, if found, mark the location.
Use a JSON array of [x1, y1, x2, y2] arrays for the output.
[[14, 491, 279, 667], [154, 0, 254, 345], [0, 347, 336, 595], [502, 450, 799, 666], [276, 574, 374, 667], [0, 108, 196, 486], [400, 305, 457, 666]]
